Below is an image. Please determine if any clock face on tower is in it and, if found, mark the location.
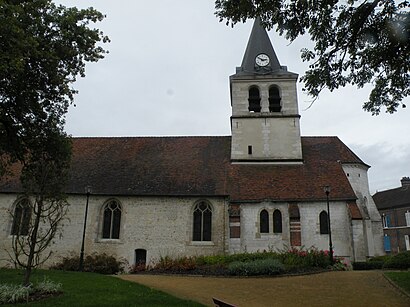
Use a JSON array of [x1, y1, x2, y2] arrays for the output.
[[255, 53, 270, 67]]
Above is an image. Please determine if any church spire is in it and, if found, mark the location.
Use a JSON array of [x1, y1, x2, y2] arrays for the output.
[[240, 17, 282, 74]]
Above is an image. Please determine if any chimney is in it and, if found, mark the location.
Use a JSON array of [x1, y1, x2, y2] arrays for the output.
[[401, 177, 410, 187]]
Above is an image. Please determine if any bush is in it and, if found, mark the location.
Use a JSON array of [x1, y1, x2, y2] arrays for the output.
[[153, 256, 197, 272], [352, 261, 384, 270], [369, 255, 391, 263], [52, 253, 124, 274], [0, 278, 61, 304], [0, 284, 31, 304], [228, 258, 284, 276], [383, 251, 410, 270]]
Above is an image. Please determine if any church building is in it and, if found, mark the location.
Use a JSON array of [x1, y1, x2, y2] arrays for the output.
[[0, 20, 384, 268]]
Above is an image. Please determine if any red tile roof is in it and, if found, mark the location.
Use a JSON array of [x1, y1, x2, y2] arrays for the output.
[[0, 136, 363, 202]]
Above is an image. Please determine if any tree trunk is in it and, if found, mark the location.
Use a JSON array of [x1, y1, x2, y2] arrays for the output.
[[23, 199, 42, 286]]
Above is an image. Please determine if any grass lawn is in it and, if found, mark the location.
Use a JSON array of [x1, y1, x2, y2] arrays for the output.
[[384, 271, 410, 294], [0, 269, 204, 306]]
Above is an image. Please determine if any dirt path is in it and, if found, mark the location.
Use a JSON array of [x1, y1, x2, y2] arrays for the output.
[[119, 271, 410, 307]]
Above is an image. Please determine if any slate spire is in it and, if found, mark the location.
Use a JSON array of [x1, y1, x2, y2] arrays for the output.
[[240, 17, 282, 74]]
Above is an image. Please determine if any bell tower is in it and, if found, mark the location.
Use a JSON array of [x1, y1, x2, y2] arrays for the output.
[[230, 18, 303, 163]]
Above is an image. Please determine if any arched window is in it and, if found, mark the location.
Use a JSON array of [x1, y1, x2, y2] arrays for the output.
[[11, 199, 31, 235], [248, 86, 261, 112], [102, 200, 122, 239], [269, 85, 281, 112], [260, 209, 269, 233], [193, 201, 212, 241], [273, 209, 282, 233], [319, 211, 329, 234]]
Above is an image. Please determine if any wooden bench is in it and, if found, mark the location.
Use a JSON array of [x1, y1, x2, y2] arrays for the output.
[[212, 297, 237, 307]]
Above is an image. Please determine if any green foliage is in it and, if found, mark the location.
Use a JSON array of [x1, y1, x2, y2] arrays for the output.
[[150, 247, 335, 276], [0, 277, 61, 304], [228, 258, 285, 276], [0, 283, 31, 304], [0, 269, 203, 306], [51, 253, 125, 275], [215, 0, 410, 114], [0, 0, 109, 171], [352, 261, 384, 270], [369, 255, 392, 263], [36, 276, 62, 294], [384, 271, 410, 294], [383, 251, 410, 270], [155, 255, 197, 271], [0, 0, 109, 285], [278, 247, 332, 270]]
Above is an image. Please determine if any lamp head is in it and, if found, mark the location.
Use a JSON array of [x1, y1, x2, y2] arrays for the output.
[[324, 185, 331, 195]]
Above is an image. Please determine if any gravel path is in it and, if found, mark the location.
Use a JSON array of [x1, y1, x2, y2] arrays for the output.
[[119, 271, 410, 307]]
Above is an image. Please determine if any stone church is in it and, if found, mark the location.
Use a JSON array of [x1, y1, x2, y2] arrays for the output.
[[0, 20, 384, 268]]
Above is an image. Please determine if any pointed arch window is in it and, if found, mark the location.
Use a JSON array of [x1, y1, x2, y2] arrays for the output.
[[248, 86, 261, 112], [260, 209, 269, 233], [319, 211, 329, 234], [102, 200, 122, 239], [193, 201, 212, 241], [11, 199, 31, 236], [273, 210, 282, 233], [269, 85, 281, 112]]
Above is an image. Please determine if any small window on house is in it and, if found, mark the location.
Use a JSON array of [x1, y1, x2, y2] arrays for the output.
[[248, 86, 261, 112], [319, 211, 329, 234], [102, 200, 122, 239], [193, 201, 212, 241], [260, 209, 269, 233], [11, 199, 31, 236], [248, 145, 253, 155], [269, 85, 281, 112], [273, 210, 282, 233], [405, 211, 410, 227], [382, 214, 391, 228]]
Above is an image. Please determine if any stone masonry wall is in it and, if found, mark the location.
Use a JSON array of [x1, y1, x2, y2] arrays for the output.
[[0, 194, 227, 268]]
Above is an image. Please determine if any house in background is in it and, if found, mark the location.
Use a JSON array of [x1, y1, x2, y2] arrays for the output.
[[373, 177, 410, 253], [0, 19, 384, 268]]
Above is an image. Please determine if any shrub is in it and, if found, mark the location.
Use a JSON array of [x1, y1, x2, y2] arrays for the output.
[[153, 256, 197, 272], [352, 261, 384, 270], [36, 277, 62, 294], [0, 278, 61, 304], [52, 253, 124, 274], [369, 255, 391, 263], [228, 258, 284, 276], [383, 251, 410, 270], [0, 284, 31, 304], [278, 247, 332, 270]]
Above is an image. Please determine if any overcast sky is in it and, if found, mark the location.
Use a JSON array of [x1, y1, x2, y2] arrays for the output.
[[59, 1, 409, 194]]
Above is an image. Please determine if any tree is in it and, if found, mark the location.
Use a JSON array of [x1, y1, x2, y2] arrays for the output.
[[215, 0, 410, 114], [0, 0, 109, 174], [10, 125, 71, 286], [0, 0, 109, 285]]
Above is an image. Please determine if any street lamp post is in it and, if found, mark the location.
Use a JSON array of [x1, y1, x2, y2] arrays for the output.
[[324, 185, 333, 264], [79, 186, 91, 271]]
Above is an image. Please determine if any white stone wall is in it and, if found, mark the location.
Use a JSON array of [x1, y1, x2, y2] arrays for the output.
[[239, 202, 290, 253], [231, 117, 302, 160], [239, 201, 356, 260], [0, 194, 228, 268], [231, 78, 299, 116], [342, 163, 384, 257], [299, 201, 353, 258], [230, 78, 302, 161]]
